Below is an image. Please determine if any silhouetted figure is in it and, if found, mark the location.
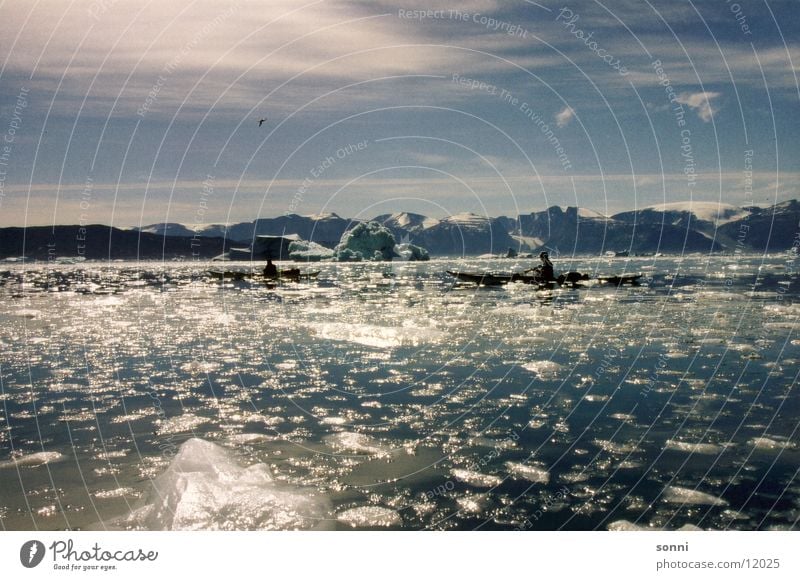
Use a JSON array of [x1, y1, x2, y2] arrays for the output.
[[263, 258, 278, 278], [537, 251, 554, 282], [258, 118, 267, 127]]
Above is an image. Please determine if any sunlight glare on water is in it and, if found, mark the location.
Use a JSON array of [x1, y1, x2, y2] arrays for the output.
[[0, 255, 798, 531]]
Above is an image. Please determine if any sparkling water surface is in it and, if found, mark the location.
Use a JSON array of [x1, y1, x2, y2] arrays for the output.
[[0, 255, 798, 530]]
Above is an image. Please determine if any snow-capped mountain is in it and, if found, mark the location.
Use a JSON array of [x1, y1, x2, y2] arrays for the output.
[[116, 199, 800, 258], [613, 201, 749, 229], [374, 212, 440, 233]]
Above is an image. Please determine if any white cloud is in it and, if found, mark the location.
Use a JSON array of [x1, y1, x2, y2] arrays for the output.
[[555, 106, 574, 127], [676, 91, 721, 122]]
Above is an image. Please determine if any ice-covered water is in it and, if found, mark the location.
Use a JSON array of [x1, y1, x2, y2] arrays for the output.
[[0, 255, 798, 530]]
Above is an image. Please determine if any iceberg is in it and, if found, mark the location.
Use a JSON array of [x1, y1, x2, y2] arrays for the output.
[[394, 242, 430, 261], [287, 239, 334, 262], [121, 438, 329, 530], [334, 221, 396, 262]]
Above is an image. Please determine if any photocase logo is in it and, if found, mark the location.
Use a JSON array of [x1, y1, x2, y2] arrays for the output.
[[19, 540, 45, 568]]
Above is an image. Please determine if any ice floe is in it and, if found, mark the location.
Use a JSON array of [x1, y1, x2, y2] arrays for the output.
[[337, 506, 401, 528], [0, 451, 62, 469], [665, 440, 727, 455], [662, 486, 727, 506], [522, 360, 563, 379], [750, 437, 795, 451], [325, 432, 391, 457], [451, 468, 502, 488], [505, 461, 550, 483], [315, 323, 444, 348], [156, 414, 211, 436]]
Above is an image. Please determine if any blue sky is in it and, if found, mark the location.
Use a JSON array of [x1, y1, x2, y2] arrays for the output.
[[0, 0, 797, 226]]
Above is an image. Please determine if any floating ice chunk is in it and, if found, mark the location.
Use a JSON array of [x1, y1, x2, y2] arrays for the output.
[[677, 524, 704, 531], [451, 468, 502, 488], [663, 486, 727, 506], [320, 416, 348, 426], [505, 461, 550, 484], [156, 414, 211, 436], [122, 438, 329, 530], [665, 440, 726, 455], [394, 242, 430, 261], [325, 432, 391, 457], [750, 437, 794, 451], [559, 471, 589, 483], [337, 506, 401, 528], [609, 413, 636, 422], [522, 360, 562, 379], [592, 439, 639, 454], [227, 433, 274, 444], [316, 323, 444, 348], [288, 240, 334, 261], [14, 309, 41, 319], [608, 520, 651, 531], [583, 394, 609, 402], [457, 494, 488, 514], [468, 436, 518, 450], [180, 360, 220, 374], [93, 487, 141, 499], [0, 451, 62, 469], [608, 520, 703, 531]]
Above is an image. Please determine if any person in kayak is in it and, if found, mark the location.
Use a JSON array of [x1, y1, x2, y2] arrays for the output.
[[536, 251, 555, 282], [263, 257, 278, 278], [523, 251, 555, 282]]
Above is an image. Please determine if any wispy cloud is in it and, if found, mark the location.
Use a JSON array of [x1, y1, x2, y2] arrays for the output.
[[676, 91, 721, 122], [554, 106, 574, 127]]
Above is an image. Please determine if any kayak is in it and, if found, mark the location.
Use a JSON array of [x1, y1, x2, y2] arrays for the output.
[[208, 270, 250, 281], [447, 271, 553, 287], [448, 270, 638, 288], [209, 270, 320, 282], [273, 269, 320, 282], [446, 271, 515, 286], [597, 274, 642, 286]]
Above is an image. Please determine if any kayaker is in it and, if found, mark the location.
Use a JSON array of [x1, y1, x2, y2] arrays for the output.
[[540, 252, 554, 279], [538, 251, 555, 282], [263, 257, 278, 278]]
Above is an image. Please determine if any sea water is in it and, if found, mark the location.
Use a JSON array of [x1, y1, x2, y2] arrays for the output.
[[0, 255, 798, 530]]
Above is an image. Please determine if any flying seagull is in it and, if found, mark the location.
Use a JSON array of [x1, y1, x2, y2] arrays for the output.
[[258, 118, 267, 127]]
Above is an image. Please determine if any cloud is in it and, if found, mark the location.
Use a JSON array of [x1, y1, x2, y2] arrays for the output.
[[676, 91, 721, 122], [554, 106, 574, 127]]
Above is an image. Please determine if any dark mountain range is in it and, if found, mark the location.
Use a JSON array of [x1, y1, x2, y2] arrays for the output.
[[517, 205, 724, 255], [137, 213, 353, 248], [0, 225, 231, 260], [3, 200, 797, 259], [718, 200, 800, 252]]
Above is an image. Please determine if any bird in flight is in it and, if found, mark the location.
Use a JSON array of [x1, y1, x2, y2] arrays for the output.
[[258, 118, 267, 127]]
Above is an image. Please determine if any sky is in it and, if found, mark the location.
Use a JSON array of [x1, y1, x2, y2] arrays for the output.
[[0, 0, 797, 227]]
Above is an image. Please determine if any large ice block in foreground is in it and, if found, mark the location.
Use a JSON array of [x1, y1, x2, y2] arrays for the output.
[[123, 438, 330, 530]]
